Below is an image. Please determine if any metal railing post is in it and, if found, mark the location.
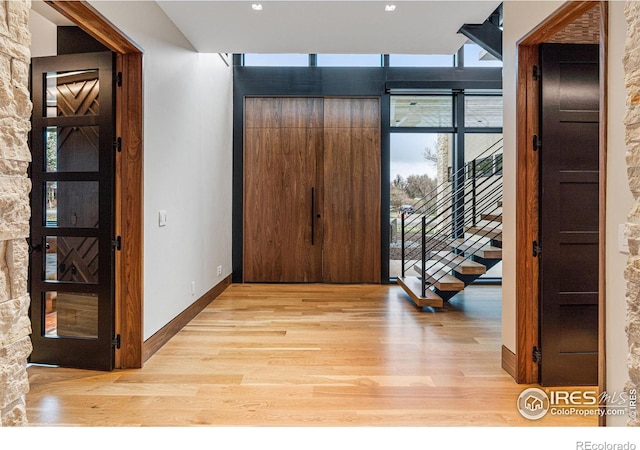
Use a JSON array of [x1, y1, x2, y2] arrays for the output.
[[472, 160, 477, 227], [401, 212, 406, 278], [421, 215, 426, 298]]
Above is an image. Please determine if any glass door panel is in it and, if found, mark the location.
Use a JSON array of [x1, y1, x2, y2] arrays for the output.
[[30, 52, 115, 371]]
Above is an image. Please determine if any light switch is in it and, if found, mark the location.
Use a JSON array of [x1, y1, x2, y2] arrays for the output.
[[619, 223, 629, 254], [159, 210, 167, 227]]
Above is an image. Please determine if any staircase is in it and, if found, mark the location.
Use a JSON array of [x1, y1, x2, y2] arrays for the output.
[[397, 140, 503, 308]]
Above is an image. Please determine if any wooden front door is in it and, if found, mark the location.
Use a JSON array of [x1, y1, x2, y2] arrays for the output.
[[323, 98, 381, 283], [244, 98, 324, 282], [538, 43, 600, 386], [29, 52, 116, 370], [243, 97, 380, 283]]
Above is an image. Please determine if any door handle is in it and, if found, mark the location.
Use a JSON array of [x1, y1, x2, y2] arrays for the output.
[[28, 238, 43, 254], [28, 240, 50, 254], [29, 243, 42, 254], [311, 187, 315, 245]]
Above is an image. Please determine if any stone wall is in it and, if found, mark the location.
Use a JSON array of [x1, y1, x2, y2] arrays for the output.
[[625, 0, 640, 428], [0, 0, 32, 427]]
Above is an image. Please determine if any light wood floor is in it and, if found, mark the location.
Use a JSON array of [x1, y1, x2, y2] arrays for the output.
[[26, 283, 596, 426]]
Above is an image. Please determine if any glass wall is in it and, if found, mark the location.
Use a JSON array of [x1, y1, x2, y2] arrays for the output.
[[236, 52, 503, 283], [243, 53, 309, 66], [465, 95, 503, 128], [389, 133, 451, 278], [240, 51, 495, 68], [462, 43, 503, 68], [389, 54, 453, 67], [390, 96, 453, 128], [389, 92, 503, 282], [316, 54, 382, 67]]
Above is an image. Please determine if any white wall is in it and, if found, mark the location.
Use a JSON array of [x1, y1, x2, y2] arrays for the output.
[[88, 1, 233, 339], [501, 0, 565, 353], [605, 1, 631, 427], [29, 9, 56, 57]]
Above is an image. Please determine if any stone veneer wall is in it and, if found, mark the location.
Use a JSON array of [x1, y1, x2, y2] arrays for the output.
[[0, 0, 32, 427], [626, 0, 640, 428]]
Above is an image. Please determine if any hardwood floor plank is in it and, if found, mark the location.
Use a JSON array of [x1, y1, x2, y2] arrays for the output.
[[26, 284, 597, 427]]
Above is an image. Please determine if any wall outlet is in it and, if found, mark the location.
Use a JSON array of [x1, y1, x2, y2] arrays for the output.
[[217, 265, 223, 276], [191, 281, 196, 295]]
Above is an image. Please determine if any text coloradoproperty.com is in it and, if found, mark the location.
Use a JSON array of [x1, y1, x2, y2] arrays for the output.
[[551, 407, 628, 416]]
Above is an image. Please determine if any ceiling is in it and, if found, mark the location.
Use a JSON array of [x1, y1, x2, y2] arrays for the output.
[[157, 1, 501, 54], [31, 1, 501, 55]]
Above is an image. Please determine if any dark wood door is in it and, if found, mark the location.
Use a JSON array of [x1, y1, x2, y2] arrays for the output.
[[323, 98, 381, 283], [539, 43, 599, 386], [244, 98, 324, 282], [29, 52, 116, 370], [243, 97, 380, 283]]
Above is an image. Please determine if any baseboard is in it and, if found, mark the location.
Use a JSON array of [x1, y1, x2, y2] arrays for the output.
[[143, 275, 232, 362], [502, 345, 517, 381]]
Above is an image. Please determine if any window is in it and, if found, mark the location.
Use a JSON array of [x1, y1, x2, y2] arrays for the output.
[[467, 157, 494, 178], [494, 153, 503, 175], [316, 54, 382, 67], [462, 43, 503, 68], [389, 133, 451, 278], [243, 53, 309, 66], [389, 54, 453, 67], [465, 96, 503, 128], [390, 96, 453, 128]]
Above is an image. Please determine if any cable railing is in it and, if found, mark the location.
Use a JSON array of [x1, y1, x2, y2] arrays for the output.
[[401, 168, 502, 262], [401, 180, 502, 276], [398, 140, 503, 297], [401, 138, 503, 221], [415, 187, 502, 283]]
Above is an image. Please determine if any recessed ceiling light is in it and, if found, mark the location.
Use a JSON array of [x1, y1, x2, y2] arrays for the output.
[[385, 5, 396, 12], [252, 4, 263, 11]]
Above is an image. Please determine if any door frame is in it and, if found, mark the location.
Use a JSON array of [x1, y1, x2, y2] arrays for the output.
[[515, 0, 607, 398], [44, 0, 144, 368]]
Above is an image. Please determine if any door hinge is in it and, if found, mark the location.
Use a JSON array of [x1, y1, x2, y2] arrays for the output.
[[533, 240, 542, 257], [532, 134, 542, 152], [533, 65, 541, 81], [113, 137, 122, 153], [533, 346, 542, 364], [112, 236, 122, 251], [115, 72, 123, 87], [112, 334, 121, 349]]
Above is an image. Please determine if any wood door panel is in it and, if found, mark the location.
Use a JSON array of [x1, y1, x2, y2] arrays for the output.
[[323, 98, 380, 283], [245, 97, 323, 129], [245, 97, 280, 129], [244, 97, 380, 284], [244, 99, 323, 282], [280, 98, 323, 128], [539, 43, 599, 386], [323, 97, 379, 128]]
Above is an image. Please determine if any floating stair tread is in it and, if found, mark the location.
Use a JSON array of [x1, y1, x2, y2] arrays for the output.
[[465, 226, 502, 240], [480, 213, 502, 223], [431, 251, 487, 275], [397, 276, 444, 308], [413, 264, 465, 291], [453, 240, 503, 259]]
